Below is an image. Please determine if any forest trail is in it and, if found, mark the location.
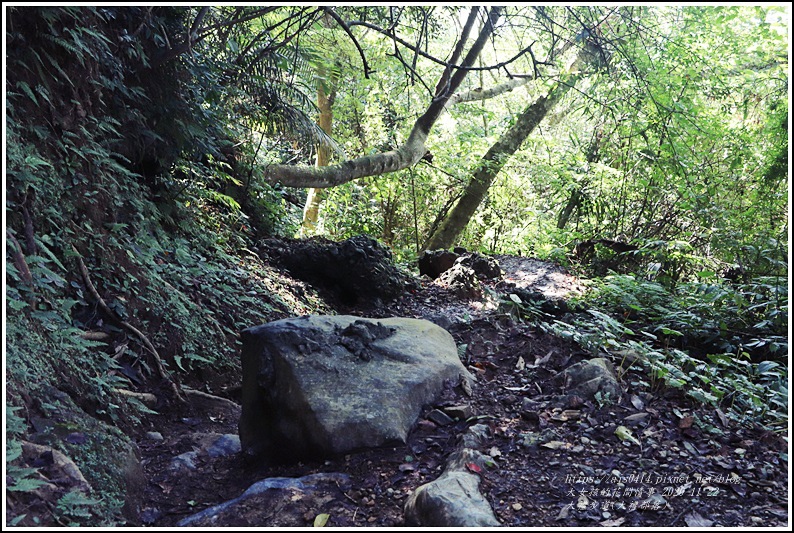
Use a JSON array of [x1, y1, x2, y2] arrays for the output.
[[133, 251, 788, 528]]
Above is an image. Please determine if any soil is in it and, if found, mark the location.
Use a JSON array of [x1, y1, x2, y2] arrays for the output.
[[135, 251, 789, 528]]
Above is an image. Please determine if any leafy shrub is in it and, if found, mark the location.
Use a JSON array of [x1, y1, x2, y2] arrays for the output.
[[546, 272, 788, 431]]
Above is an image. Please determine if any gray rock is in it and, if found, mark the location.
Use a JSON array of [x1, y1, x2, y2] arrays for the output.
[[435, 264, 482, 299], [442, 404, 474, 420], [559, 357, 621, 404], [144, 431, 163, 441], [461, 424, 490, 449], [239, 315, 474, 460], [427, 409, 455, 426], [205, 434, 241, 458], [170, 451, 198, 472], [404, 448, 499, 527], [178, 473, 351, 527]]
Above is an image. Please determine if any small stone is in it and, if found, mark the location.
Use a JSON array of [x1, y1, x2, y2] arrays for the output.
[[206, 434, 241, 458], [427, 409, 455, 426], [367, 516, 377, 523], [140, 507, 161, 525], [442, 405, 473, 420], [169, 451, 198, 471], [512, 503, 523, 511], [416, 420, 437, 432], [145, 432, 164, 441]]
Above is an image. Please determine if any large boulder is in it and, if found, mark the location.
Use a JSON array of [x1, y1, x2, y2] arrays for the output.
[[239, 315, 473, 460]]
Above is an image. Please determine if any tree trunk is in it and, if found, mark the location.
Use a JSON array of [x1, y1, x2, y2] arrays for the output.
[[263, 7, 503, 188], [557, 129, 601, 229], [424, 46, 596, 251], [300, 81, 335, 235]]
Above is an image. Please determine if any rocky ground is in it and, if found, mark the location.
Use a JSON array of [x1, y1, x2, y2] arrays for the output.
[[132, 251, 789, 528]]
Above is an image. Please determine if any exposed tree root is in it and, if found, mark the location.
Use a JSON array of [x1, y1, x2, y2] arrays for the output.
[[71, 245, 186, 404]]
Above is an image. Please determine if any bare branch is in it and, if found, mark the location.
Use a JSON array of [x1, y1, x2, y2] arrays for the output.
[[322, 7, 372, 79], [349, 16, 542, 75], [434, 6, 480, 98]]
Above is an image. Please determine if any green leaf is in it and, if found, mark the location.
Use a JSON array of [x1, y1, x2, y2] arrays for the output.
[[7, 299, 29, 311], [615, 425, 640, 446], [8, 477, 47, 493], [7, 440, 23, 462], [313, 513, 330, 527], [15, 81, 37, 105]]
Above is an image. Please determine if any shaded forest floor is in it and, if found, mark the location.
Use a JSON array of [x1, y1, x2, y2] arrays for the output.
[[135, 249, 788, 528]]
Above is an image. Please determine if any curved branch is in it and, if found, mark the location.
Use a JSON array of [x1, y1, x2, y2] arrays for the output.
[[264, 7, 505, 188], [322, 7, 372, 78]]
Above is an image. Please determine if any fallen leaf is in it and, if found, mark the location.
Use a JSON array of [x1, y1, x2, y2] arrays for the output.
[[532, 350, 554, 367], [488, 446, 502, 458], [466, 462, 482, 474], [623, 412, 648, 425], [684, 511, 712, 527], [555, 503, 572, 520], [551, 410, 581, 422], [715, 408, 729, 427], [516, 356, 526, 371], [511, 502, 523, 511], [615, 426, 641, 446], [630, 394, 645, 410], [313, 513, 330, 527], [541, 441, 572, 450], [683, 440, 699, 456], [679, 415, 694, 429], [600, 517, 626, 527]]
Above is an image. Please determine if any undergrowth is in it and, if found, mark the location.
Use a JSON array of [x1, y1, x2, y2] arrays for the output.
[[540, 273, 788, 432], [5, 7, 327, 526]]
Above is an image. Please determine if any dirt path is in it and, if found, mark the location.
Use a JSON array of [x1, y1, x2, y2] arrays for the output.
[[136, 255, 788, 527]]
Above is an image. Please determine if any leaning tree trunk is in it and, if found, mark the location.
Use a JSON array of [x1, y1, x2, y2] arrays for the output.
[[300, 81, 335, 235], [423, 46, 596, 251], [263, 7, 502, 188]]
